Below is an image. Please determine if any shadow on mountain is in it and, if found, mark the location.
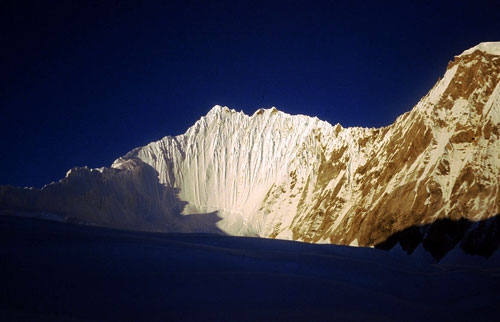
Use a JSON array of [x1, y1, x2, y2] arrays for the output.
[[0, 161, 227, 235], [375, 214, 500, 260]]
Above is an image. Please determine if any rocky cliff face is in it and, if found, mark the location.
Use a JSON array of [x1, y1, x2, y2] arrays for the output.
[[2, 43, 500, 255]]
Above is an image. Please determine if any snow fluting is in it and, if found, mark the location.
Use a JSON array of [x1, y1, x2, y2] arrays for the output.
[[1, 42, 500, 259]]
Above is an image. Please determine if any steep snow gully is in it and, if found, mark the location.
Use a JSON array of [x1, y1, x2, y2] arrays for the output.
[[1, 42, 500, 259]]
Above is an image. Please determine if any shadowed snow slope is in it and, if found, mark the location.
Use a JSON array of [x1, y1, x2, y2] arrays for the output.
[[1, 43, 500, 258], [1, 216, 499, 321]]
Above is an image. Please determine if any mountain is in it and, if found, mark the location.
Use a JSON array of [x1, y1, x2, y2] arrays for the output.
[[1, 42, 500, 258]]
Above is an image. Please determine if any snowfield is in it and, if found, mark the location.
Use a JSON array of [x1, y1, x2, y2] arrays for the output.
[[2, 42, 500, 321], [2, 42, 500, 252], [1, 216, 499, 321]]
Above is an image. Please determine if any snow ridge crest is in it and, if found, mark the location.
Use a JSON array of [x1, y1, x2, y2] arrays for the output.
[[459, 41, 500, 57], [1, 42, 500, 253]]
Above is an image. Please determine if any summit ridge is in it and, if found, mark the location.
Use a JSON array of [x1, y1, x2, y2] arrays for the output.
[[2, 42, 500, 258], [459, 41, 500, 57]]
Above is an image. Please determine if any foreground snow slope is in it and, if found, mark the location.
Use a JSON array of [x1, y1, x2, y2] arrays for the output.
[[1, 42, 500, 253], [1, 216, 499, 321]]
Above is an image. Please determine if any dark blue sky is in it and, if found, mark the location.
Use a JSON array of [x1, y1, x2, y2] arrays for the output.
[[2, 0, 500, 188]]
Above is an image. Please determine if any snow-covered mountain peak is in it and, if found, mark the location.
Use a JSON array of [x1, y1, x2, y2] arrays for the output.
[[204, 105, 310, 123], [201, 105, 289, 128], [459, 41, 500, 57], [251, 106, 282, 117], [206, 104, 238, 117], [2, 43, 500, 259], [415, 42, 500, 126]]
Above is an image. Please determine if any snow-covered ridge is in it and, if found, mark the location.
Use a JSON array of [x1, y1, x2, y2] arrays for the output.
[[459, 41, 500, 56], [1, 43, 500, 259], [114, 103, 343, 236]]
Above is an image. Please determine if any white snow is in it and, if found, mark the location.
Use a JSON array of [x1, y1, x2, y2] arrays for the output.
[[107, 41, 500, 251], [117, 105, 343, 236], [459, 41, 500, 57], [2, 216, 499, 321], [1, 42, 500, 262]]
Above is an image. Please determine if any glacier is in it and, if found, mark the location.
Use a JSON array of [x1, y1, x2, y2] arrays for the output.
[[2, 42, 500, 321], [1, 42, 500, 258], [1, 215, 499, 321]]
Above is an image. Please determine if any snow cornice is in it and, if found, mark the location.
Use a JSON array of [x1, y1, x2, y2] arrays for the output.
[[459, 42, 500, 57]]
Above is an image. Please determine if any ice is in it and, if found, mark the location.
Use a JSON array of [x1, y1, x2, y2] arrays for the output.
[[1, 42, 500, 259], [1, 216, 499, 321]]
